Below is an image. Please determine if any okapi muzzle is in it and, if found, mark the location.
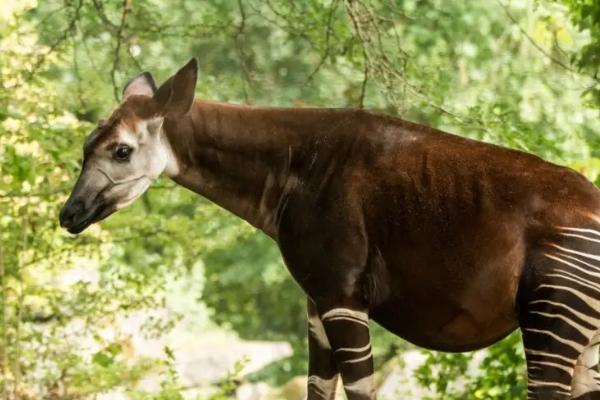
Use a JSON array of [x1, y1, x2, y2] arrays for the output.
[[59, 167, 119, 234], [59, 60, 193, 234], [59, 157, 151, 234]]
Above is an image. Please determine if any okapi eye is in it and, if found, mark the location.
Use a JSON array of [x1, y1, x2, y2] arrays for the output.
[[113, 144, 133, 162]]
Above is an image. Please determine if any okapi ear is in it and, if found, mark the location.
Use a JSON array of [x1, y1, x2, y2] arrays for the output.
[[154, 58, 198, 118], [122, 72, 157, 100]]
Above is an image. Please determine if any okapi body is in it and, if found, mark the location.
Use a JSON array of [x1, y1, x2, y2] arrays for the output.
[[59, 59, 600, 399]]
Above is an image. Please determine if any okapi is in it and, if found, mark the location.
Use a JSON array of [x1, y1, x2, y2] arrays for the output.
[[59, 59, 600, 400]]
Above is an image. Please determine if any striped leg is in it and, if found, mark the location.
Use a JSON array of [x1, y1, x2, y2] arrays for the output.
[[572, 332, 600, 400], [319, 306, 375, 400], [521, 298, 583, 400], [520, 235, 600, 400], [307, 298, 339, 400]]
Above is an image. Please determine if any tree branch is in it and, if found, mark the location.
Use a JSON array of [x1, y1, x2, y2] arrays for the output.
[[27, 0, 83, 80], [359, 49, 369, 108], [234, 0, 250, 102], [304, 0, 340, 85], [344, 0, 484, 124], [111, 0, 132, 102], [497, 0, 599, 84]]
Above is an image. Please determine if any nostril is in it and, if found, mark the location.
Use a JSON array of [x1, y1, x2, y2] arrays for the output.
[[59, 200, 84, 227], [59, 208, 73, 227]]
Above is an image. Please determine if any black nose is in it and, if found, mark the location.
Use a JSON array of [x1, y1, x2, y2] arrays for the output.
[[59, 199, 84, 228]]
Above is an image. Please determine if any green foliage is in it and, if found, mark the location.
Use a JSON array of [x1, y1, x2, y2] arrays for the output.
[[202, 233, 305, 345], [561, 0, 600, 103], [415, 333, 526, 400], [414, 350, 471, 397], [206, 358, 249, 400]]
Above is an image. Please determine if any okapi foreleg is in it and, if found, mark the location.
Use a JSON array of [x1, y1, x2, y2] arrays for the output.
[[307, 298, 339, 400], [319, 306, 375, 400]]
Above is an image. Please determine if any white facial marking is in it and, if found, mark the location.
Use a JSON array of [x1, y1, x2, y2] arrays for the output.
[[80, 117, 181, 213], [159, 127, 179, 177], [142, 117, 179, 178], [116, 125, 138, 147], [114, 179, 151, 210], [117, 118, 179, 180]]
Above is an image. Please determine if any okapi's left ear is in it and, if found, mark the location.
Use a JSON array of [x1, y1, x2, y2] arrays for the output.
[[154, 58, 198, 118], [122, 72, 157, 100]]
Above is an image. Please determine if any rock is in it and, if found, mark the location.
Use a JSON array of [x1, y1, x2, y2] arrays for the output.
[[236, 382, 272, 400]]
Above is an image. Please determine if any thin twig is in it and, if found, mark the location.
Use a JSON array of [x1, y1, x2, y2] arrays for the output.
[[27, 0, 83, 80], [91, 0, 119, 32], [359, 49, 369, 108], [246, 1, 315, 47], [111, 0, 132, 102], [304, 0, 340, 85], [343, 0, 483, 124], [344, 0, 373, 108], [73, 34, 87, 111], [234, 0, 250, 102], [496, 0, 599, 84]]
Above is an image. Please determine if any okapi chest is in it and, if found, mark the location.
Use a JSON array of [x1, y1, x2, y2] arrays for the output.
[[60, 59, 600, 400]]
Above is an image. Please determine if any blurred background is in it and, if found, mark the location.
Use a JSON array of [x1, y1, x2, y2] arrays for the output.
[[1, 0, 600, 398]]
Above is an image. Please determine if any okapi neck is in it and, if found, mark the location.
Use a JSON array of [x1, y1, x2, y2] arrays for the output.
[[162, 100, 324, 238]]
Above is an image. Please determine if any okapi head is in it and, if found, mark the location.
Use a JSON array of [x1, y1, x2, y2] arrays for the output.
[[59, 59, 198, 234]]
